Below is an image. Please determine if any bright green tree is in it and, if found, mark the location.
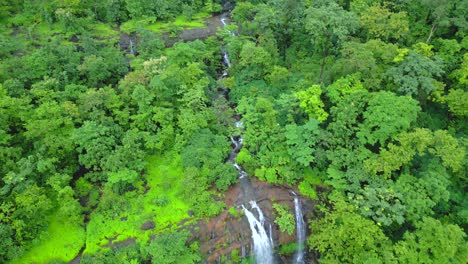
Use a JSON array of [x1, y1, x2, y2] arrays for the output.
[[305, 0, 359, 81], [308, 196, 394, 263], [295, 85, 328, 123], [394, 217, 467, 263]]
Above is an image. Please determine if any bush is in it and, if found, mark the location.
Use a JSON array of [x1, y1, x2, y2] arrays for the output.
[[272, 203, 295, 235]]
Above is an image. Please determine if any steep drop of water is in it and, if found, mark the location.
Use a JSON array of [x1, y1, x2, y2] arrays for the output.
[[242, 201, 274, 264], [293, 194, 306, 264]]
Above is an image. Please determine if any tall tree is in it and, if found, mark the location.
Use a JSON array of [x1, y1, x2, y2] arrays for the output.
[[394, 217, 467, 263], [304, 0, 358, 82]]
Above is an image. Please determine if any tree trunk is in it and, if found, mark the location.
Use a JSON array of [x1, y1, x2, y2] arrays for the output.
[[426, 24, 437, 44], [319, 43, 329, 84]]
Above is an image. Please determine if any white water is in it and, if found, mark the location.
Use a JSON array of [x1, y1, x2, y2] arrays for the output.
[[220, 17, 235, 36], [242, 201, 275, 264], [230, 136, 239, 149], [293, 195, 306, 264], [129, 39, 135, 55], [223, 52, 231, 67], [220, 17, 227, 27]]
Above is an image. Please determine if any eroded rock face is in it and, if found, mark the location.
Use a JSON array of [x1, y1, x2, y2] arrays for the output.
[[193, 177, 315, 263]]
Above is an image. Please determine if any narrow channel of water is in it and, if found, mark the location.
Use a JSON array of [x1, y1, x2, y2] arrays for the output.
[[219, 16, 275, 264], [292, 192, 306, 264]]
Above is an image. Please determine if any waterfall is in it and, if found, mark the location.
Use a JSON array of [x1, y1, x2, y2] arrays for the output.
[[220, 15, 274, 263], [242, 201, 275, 264], [293, 194, 306, 264]]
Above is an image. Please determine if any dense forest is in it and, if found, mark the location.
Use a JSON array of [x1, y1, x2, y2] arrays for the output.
[[0, 0, 467, 263]]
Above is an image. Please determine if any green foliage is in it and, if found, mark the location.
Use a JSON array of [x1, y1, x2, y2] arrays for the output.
[[295, 85, 329, 123], [395, 165, 450, 223], [359, 4, 409, 41], [84, 154, 192, 254], [272, 203, 295, 236], [298, 168, 322, 200], [285, 119, 320, 166], [278, 242, 297, 256], [386, 50, 444, 102], [238, 41, 274, 80], [305, 0, 359, 80], [349, 185, 406, 226], [142, 231, 201, 264], [445, 89, 468, 117], [357, 91, 420, 146], [331, 40, 399, 90], [365, 128, 465, 176], [230, 249, 242, 263], [305, 1, 359, 47], [1, 1, 467, 263], [308, 197, 394, 263], [181, 129, 237, 191], [75, 177, 93, 197], [11, 213, 85, 264], [325, 73, 365, 104], [80, 243, 142, 264], [107, 169, 140, 194], [228, 207, 240, 218], [394, 217, 467, 263]]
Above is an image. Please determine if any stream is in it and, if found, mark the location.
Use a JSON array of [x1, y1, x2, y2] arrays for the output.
[[219, 16, 275, 264]]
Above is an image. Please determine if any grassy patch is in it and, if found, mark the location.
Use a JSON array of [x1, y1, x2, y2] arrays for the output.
[[33, 23, 62, 36], [84, 153, 192, 254], [91, 22, 119, 39], [120, 12, 210, 34], [12, 213, 85, 264], [144, 16, 206, 34]]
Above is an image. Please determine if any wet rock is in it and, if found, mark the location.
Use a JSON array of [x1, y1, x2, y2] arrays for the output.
[[140, 221, 155, 230]]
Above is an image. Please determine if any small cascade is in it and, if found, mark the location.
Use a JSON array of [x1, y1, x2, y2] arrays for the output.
[[242, 201, 275, 264], [220, 18, 235, 36], [293, 193, 306, 264], [220, 17, 227, 27], [129, 39, 135, 55], [223, 52, 231, 68]]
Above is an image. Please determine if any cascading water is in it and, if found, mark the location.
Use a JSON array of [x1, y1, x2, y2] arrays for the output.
[[242, 202, 275, 264], [293, 193, 307, 264], [223, 52, 231, 68], [129, 39, 135, 55], [220, 15, 274, 263]]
